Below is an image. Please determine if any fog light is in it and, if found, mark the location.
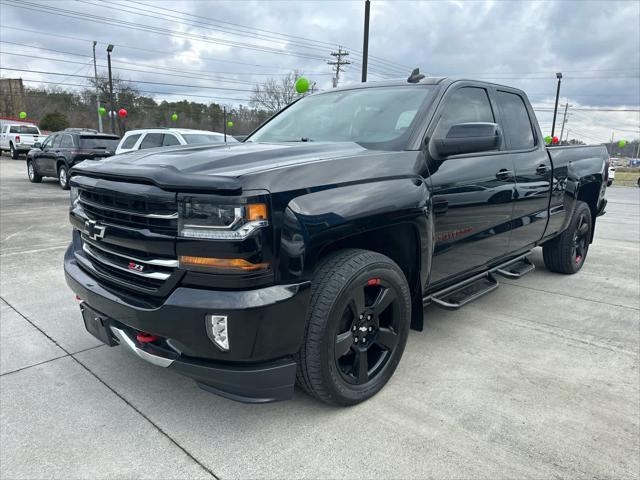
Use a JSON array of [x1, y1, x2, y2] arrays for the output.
[[206, 315, 229, 351]]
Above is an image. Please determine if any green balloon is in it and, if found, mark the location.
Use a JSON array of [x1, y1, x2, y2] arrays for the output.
[[98, 107, 106, 116], [295, 77, 310, 94], [227, 121, 234, 128], [171, 113, 178, 121], [19, 111, 27, 119], [618, 140, 627, 148], [544, 136, 552, 144]]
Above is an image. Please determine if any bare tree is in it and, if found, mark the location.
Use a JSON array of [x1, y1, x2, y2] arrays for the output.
[[250, 71, 301, 113]]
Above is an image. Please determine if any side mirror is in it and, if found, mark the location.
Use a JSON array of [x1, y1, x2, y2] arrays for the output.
[[430, 122, 501, 159], [33, 142, 42, 149]]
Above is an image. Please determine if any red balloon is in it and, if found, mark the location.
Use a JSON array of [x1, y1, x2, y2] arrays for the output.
[[118, 108, 128, 118], [552, 136, 559, 144]]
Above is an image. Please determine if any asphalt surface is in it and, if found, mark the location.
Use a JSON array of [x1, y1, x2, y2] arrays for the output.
[[1, 155, 639, 479]]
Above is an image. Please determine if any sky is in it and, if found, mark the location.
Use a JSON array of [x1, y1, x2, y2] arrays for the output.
[[0, 0, 639, 144]]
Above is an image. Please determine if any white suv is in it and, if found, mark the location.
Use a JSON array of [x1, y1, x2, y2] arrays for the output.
[[115, 128, 237, 155]]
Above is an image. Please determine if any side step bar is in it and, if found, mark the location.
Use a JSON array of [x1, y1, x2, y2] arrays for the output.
[[424, 252, 534, 310], [495, 256, 535, 278]]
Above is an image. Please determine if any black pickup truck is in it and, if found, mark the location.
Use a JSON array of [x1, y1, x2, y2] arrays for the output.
[[64, 76, 608, 405]]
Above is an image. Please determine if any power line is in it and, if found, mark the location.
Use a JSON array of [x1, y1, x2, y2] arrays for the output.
[[0, 67, 256, 92]]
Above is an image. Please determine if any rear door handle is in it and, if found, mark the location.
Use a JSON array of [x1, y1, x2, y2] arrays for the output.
[[495, 169, 513, 180], [536, 164, 549, 175]]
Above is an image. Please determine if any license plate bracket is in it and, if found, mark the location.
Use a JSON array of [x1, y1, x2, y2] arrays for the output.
[[81, 304, 118, 346]]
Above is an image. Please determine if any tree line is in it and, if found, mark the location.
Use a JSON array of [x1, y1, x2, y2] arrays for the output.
[[19, 71, 306, 135]]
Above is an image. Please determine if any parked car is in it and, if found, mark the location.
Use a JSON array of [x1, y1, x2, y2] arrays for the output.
[[27, 130, 120, 189], [64, 76, 608, 406], [115, 128, 238, 155], [607, 165, 615, 186], [0, 123, 45, 159]]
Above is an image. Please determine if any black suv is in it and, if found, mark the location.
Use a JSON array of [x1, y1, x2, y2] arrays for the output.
[[27, 129, 120, 189]]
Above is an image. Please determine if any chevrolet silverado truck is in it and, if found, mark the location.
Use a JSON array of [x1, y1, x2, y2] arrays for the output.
[[64, 76, 608, 405]]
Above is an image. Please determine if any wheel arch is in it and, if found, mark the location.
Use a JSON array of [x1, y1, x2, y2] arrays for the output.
[[576, 181, 601, 243], [277, 178, 432, 331]]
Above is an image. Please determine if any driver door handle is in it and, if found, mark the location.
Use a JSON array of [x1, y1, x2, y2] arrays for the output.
[[495, 169, 513, 180], [536, 164, 549, 175]]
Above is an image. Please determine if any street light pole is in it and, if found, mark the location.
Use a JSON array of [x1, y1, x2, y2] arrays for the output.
[[106, 44, 115, 134], [361, 0, 370, 83], [551, 72, 562, 138], [92, 41, 103, 133]]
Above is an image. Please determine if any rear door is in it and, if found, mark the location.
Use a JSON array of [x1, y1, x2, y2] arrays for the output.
[[494, 89, 552, 250], [427, 84, 517, 285]]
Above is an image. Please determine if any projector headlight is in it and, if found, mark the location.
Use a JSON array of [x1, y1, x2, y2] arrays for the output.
[[178, 195, 268, 240]]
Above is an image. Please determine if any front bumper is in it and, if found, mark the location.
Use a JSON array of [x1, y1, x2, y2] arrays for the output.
[[64, 245, 311, 402]]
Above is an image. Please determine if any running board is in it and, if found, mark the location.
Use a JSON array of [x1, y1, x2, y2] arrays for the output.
[[428, 273, 499, 310], [495, 256, 535, 279], [424, 252, 533, 310]]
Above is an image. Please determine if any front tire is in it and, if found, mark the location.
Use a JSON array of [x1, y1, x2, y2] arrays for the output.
[[296, 249, 411, 406], [10, 144, 19, 159], [542, 201, 592, 274], [27, 160, 42, 183], [58, 164, 70, 190]]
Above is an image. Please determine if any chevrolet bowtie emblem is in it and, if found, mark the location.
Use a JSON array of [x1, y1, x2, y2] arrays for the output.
[[84, 220, 106, 241]]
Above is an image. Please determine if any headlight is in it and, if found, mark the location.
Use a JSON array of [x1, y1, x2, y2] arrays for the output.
[[70, 186, 80, 208], [178, 195, 268, 240]]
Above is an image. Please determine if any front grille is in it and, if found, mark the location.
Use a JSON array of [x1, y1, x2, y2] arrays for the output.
[[78, 190, 178, 235], [73, 177, 180, 296]]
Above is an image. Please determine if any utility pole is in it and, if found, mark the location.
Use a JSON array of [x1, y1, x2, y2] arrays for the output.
[[106, 44, 115, 134], [551, 72, 562, 138], [92, 41, 103, 133], [361, 0, 370, 83], [223, 106, 227, 143], [327, 47, 351, 88], [559, 102, 569, 144]]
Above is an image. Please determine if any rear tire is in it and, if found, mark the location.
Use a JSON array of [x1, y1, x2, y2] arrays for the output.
[[27, 160, 42, 183], [542, 201, 592, 274], [296, 249, 411, 406], [10, 144, 19, 159], [58, 164, 70, 190]]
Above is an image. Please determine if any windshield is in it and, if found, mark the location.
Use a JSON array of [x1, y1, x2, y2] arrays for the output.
[[10, 125, 39, 134], [182, 134, 237, 144], [248, 85, 435, 149], [80, 136, 120, 150]]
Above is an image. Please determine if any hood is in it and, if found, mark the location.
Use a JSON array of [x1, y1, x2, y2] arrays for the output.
[[70, 142, 368, 193]]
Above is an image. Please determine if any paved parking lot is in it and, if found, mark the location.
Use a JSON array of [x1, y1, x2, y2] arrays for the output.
[[1, 155, 638, 479]]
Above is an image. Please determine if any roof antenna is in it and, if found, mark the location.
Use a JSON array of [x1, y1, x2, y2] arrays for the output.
[[407, 68, 425, 83]]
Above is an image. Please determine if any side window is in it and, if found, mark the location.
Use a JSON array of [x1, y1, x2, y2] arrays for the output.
[[121, 134, 141, 149], [52, 135, 62, 148], [60, 135, 74, 148], [434, 87, 495, 139], [162, 134, 180, 146], [41, 136, 52, 149], [139, 133, 164, 149], [496, 91, 535, 150]]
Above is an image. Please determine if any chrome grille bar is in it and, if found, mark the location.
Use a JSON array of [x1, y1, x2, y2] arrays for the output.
[[81, 236, 178, 268], [78, 195, 178, 219], [82, 243, 171, 280]]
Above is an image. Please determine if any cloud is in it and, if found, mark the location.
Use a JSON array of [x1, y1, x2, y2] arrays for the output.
[[1, 0, 638, 141]]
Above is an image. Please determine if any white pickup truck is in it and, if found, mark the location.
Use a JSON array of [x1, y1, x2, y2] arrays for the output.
[[0, 124, 44, 159]]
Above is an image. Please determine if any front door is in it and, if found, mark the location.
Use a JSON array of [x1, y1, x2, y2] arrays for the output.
[[426, 85, 517, 286]]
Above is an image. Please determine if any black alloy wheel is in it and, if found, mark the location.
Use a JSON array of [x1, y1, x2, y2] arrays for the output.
[[334, 278, 402, 386], [296, 249, 411, 406]]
